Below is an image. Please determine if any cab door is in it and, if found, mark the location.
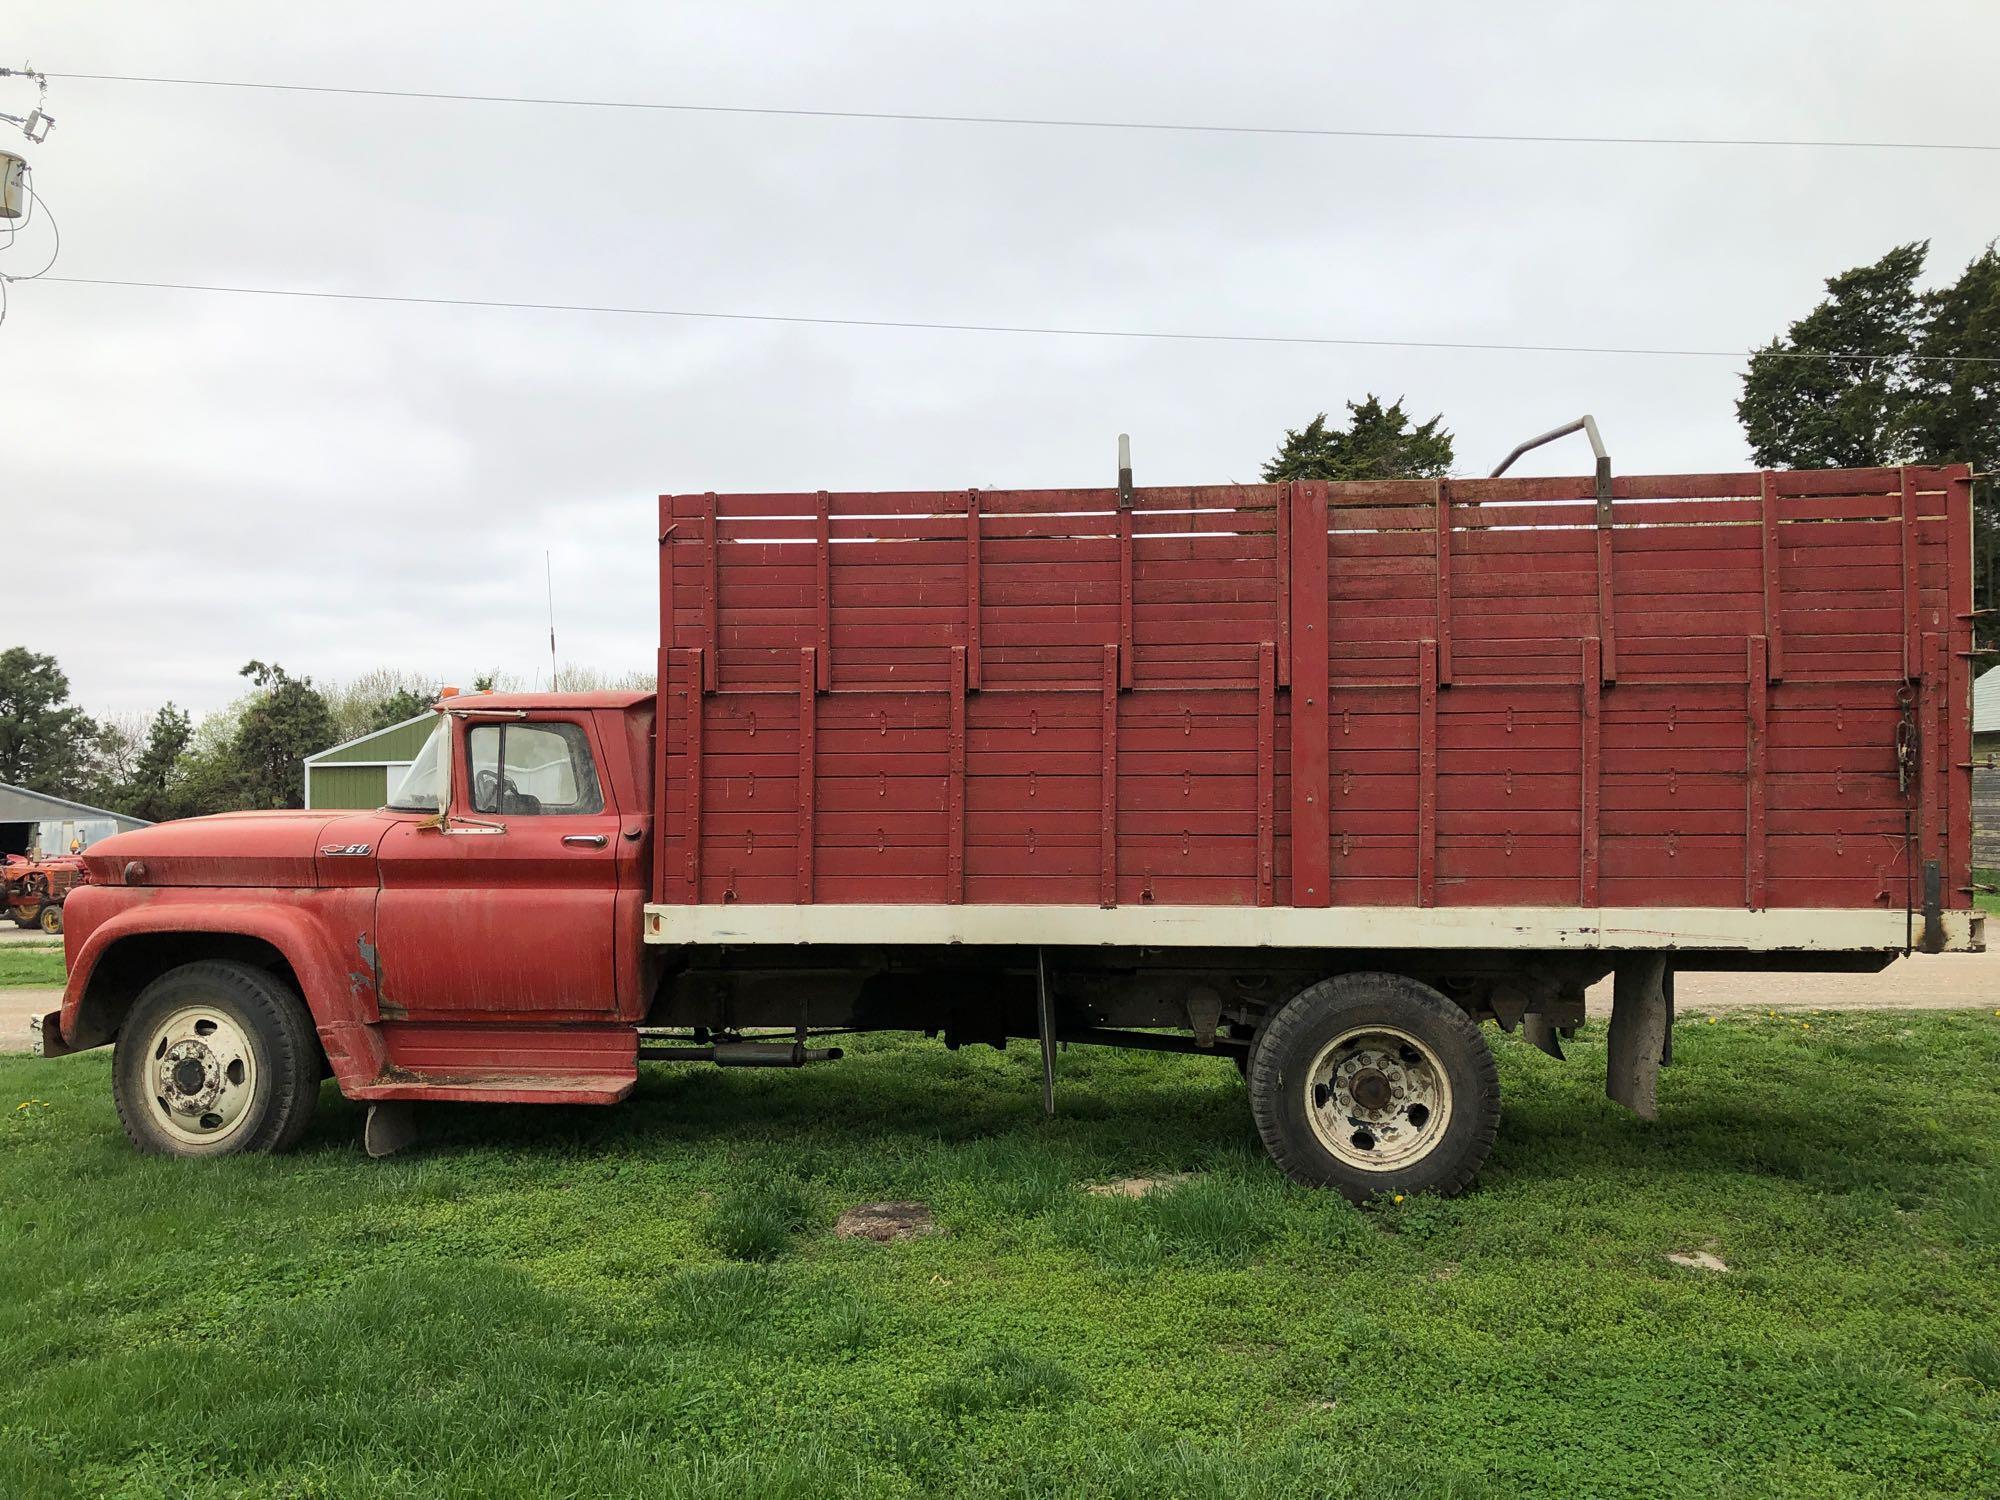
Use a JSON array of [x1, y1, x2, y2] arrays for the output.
[[375, 715, 621, 1015]]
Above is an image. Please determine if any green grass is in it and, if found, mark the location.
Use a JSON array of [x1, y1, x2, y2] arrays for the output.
[[0, 944, 65, 988], [3, 1011, 1998, 1498], [1974, 867, 2000, 918]]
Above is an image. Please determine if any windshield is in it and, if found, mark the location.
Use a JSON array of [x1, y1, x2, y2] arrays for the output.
[[386, 720, 448, 811]]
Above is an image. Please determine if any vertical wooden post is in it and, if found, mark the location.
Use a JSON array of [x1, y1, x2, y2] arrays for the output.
[[681, 649, 704, 901], [797, 647, 817, 904], [1596, 485, 1619, 684], [1900, 467, 1922, 681], [1100, 643, 1119, 907], [1275, 486, 1292, 688], [699, 493, 719, 693], [814, 490, 832, 691], [1947, 468, 1975, 897], [964, 490, 982, 690], [1433, 482, 1454, 685], [1289, 482, 1332, 907], [1759, 471, 1785, 682], [1745, 636, 1769, 909], [1581, 637, 1602, 907], [1116, 501, 1135, 691], [1256, 641, 1275, 906], [1418, 639, 1438, 906], [652, 495, 676, 906], [947, 645, 967, 904], [1922, 631, 1945, 879]]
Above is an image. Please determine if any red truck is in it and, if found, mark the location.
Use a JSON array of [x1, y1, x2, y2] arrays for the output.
[[35, 457, 1983, 1201]]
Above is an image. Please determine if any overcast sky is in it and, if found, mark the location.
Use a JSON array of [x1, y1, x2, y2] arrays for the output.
[[7, 2, 1998, 718]]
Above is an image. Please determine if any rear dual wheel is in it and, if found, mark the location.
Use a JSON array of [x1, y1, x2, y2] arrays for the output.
[[1248, 973, 1499, 1202]]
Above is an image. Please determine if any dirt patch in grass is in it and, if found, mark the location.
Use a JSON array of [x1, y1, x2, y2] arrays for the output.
[[1086, 1172, 1193, 1198], [834, 1200, 936, 1242]]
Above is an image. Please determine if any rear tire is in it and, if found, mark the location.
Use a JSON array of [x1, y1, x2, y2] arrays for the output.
[[113, 961, 322, 1158], [13, 906, 43, 929], [1248, 972, 1499, 1202]]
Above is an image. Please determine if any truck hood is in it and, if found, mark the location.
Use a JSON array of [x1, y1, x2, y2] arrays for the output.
[[82, 810, 392, 889]]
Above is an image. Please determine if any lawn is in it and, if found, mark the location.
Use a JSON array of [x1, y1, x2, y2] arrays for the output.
[[0, 945, 66, 989], [2, 1013, 1996, 1499], [1975, 867, 2000, 919]]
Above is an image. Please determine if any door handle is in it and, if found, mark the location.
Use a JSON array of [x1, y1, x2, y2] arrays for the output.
[[562, 834, 609, 849]]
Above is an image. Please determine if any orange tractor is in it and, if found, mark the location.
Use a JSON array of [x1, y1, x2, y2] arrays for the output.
[[3, 853, 87, 935]]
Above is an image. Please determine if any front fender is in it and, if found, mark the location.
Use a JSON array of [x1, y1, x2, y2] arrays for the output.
[[58, 885, 386, 1081]]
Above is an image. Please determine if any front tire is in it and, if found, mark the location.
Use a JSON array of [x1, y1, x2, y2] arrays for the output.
[[113, 961, 322, 1158], [1248, 972, 1499, 1201], [38, 904, 62, 935]]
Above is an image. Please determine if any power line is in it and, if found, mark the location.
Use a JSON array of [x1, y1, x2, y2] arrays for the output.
[[39, 273, 2000, 365], [45, 70, 2000, 155]]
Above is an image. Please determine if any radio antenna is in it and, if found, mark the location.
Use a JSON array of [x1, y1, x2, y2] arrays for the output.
[[544, 551, 559, 691]]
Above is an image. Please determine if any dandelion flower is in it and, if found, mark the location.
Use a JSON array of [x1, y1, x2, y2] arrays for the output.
[[1393, 1194, 1405, 1204]]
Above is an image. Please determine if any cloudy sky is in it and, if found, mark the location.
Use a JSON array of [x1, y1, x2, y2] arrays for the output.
[[7, 2, 1997, 718]]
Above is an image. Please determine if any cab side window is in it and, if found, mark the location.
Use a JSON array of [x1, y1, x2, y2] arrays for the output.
[[466, 722, 604, 816]]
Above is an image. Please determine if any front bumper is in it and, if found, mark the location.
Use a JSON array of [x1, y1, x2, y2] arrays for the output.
[[30, 1009, 78, 1059]]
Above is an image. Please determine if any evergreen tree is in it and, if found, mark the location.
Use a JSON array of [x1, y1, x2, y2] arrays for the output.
[[0, 648, 99, 797], [233, 661, 335, 810], [1262, 396, 1454, 483]]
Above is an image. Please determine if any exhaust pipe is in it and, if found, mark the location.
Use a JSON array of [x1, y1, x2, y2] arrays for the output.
[[638, 1041, 843, 1067]]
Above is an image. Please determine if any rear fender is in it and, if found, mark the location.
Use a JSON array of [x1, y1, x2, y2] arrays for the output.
[[59, 886, 386, 1083]]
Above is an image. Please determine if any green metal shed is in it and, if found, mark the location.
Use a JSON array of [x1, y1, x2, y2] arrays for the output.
[[303, 713, 439, 810]]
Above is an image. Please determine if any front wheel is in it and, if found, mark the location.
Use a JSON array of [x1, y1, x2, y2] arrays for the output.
[[38, 903, 62, 935], [1247, 972, 1499, 1201], [112, 961, 323, 1158]]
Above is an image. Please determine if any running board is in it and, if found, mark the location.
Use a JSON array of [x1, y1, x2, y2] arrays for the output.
[[346, 1020, 638, 1105], [346, 1072, 636, 1105]]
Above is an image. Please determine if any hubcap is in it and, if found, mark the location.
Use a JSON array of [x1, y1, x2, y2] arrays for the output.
[[1305, 1024, 1453, 1172], [144, 1006, 257, 1146]]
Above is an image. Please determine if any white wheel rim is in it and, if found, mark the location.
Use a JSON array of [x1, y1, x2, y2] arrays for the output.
[[1304, 1024, 1453, 1172], [143, 1005, 259, 1147]]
